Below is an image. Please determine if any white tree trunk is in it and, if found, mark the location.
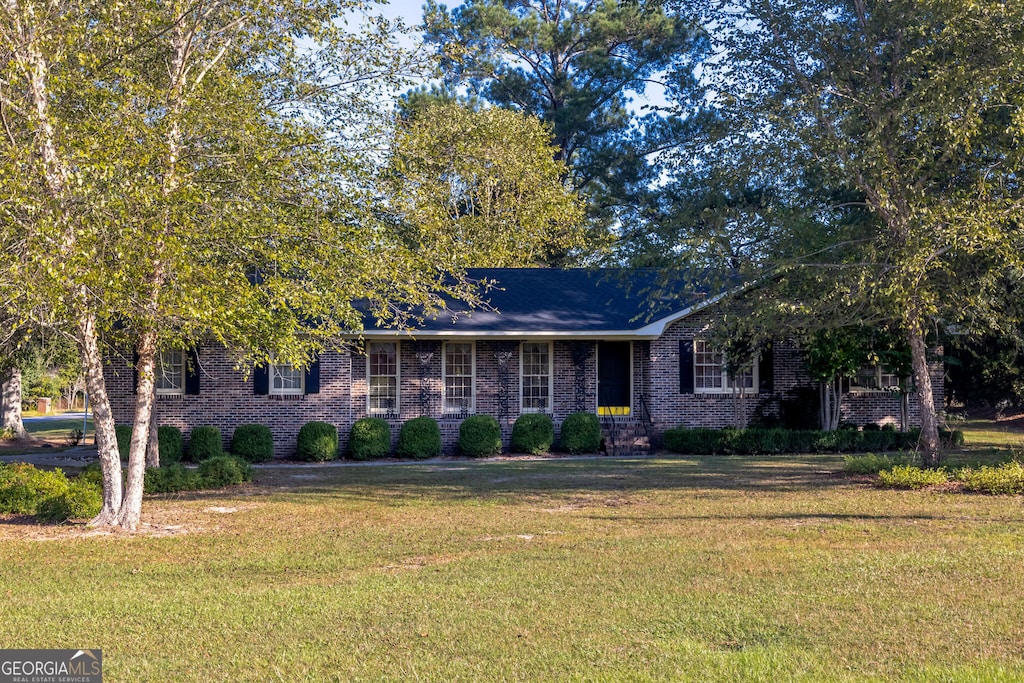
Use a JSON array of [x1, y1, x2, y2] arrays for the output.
[[146, 401, 160, 468], [80, 313, 124, 525], [907, 309, 941, 466], [1, 367, 27, 438]]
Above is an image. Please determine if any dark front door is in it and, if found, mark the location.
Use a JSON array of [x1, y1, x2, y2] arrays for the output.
[[598, 341, 631, 415]]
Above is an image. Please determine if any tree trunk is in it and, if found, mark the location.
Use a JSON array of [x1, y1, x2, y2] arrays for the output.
[[115, 331, 159, 530], [906, 309, 941, 466], [81, 312, 124, 526], [146, 402, 160, 468], [1, 367, 27, 438]]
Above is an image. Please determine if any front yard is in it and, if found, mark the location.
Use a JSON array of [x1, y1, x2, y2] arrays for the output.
[[2, 454, 1023, 681]]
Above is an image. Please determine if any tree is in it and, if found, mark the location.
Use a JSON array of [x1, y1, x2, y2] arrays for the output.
[[422, 0, 706, 257], [665, 0, 1024, 464], [383, 102, 585, 267], [0, 0, 523, 529]]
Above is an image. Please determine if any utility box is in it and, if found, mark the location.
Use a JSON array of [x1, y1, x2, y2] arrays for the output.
[[36, 397, 51, 414]]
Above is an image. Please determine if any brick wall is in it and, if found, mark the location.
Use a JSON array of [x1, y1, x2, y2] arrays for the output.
[[105, 328, 945, 458]]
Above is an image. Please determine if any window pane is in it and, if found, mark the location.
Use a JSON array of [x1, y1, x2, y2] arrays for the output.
[[694, 340, 724, 390], [271, 363, 303, 394], [368, 342, 398, 414], [156, 351, 184, 393], [444, 343, 473, 413], [522, 342, 550, 411]]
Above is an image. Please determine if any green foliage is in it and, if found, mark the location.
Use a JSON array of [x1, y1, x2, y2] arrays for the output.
[[196, 456, 253, 488], [349, 418, 392, 461], [77, 462, 105, 489], [296, 421, 338, 462], [510, 414, 554, 454], [0, 427, 14, 442], [957, 461, 1024, 495], [844, 453, 902, 475], [940, 429, 965, 448], [0, 462, 70, 514], [396, 417, 442, 460], [386, 103, 585, 267], [458, 415, 502, 458], [423, 0, 703, 253], [187, 426, 223, 462], [35, 481, 103, 524], [662, 427, 921, 455], [144, 464, 202, 494], [231, 424, 274, 463], [158, 425, 183, 464], [878, 465, 950, 490], [559, 412, 602, 455], [115, 425, 133, 461]]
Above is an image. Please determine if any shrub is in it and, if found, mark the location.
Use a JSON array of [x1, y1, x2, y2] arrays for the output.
[[349, 418, 391, 460], [144, 463, 202, 494], [878, 465, 949, 489], [158, 426, 183, 464], [0, 427, 15, 441], [559, 412, 602, 454], [957, 461, 1024, 495], [458, 415, 502, 458], [197, 455, 252, 488], [510, 414, 554, 454], [78, 462, 105, 489], [0, 463, 70, 514], [863, 423, 882, 431], [844, 453, 898, 475], [187, 426, 223, 461], [114, 424, 133, 460], [35, 481, 102, 524], [396, 417, 441, 460], [940, 428, 966, 448], [663, 427, 723, 455], [296, 421, 338, 462], [231, 424, 274, 463]]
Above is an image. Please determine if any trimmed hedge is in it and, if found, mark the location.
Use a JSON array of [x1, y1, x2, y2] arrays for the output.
[[158, 426, 183, 464], [396, 417, 441, 460], [187, 426, 223, 461], [559, 412, 602, 454], [197, 455, 253, 488], [349, 418, 391, 460], [660, 426, 964, 455], [458, 415, 502, 458], [231, 424, 274, 463], [957, 461, 1024, 495], [510, 413, 554, 454], [296, 421, 338, 462], [878, 465, 949, 489]]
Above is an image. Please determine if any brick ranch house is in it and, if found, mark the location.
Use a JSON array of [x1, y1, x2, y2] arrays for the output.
[[104, 268, 943, 457]]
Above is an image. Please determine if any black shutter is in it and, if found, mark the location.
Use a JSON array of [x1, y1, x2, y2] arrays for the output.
[[132, 351, 139, 394], [759, 342, 774, 394], [253, 365, 269, 395], [304, 356, 320, 395], [185, 348, 201, 395], [679, 339, 694, 394]]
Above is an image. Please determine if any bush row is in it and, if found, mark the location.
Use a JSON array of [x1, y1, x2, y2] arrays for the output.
[[0, 462, 101, 524], [663, 426, 965, 456], [113, 411, 606, 464], [874, 459, 1024, 494], [141, 456, 253, 494]]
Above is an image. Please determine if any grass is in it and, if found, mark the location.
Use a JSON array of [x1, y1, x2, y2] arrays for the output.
[[0, 416, 94, 455], [2, 456, 1023, 681]]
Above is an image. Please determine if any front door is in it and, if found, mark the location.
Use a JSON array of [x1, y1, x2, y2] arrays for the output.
[[598, 341, 631, 416]]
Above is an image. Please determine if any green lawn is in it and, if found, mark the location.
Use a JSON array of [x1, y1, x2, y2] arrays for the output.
[[2, 456, 1023, 682]]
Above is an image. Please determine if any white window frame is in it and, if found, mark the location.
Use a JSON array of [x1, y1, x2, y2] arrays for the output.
[[693, 340, 758, 395], [520, 341, 553, 414], [848, 364, 903, 392], [269, 357, 304, 396], [155, 350, 186, 396], [442, 341, 475, 415], [367, 340, 400, 415]]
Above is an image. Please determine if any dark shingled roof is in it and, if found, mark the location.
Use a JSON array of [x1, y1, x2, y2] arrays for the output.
[[365, 268, 717, 337]]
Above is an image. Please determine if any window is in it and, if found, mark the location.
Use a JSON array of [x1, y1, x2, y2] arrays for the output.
[[848, 365, 903, 391], [368, 341, 399, 415], [270, 360, 304, 396], [444, 342, 474, 414], [694, 340, 757, 393], [521, 342, 552, 413], [156, 351, 185, 395]]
